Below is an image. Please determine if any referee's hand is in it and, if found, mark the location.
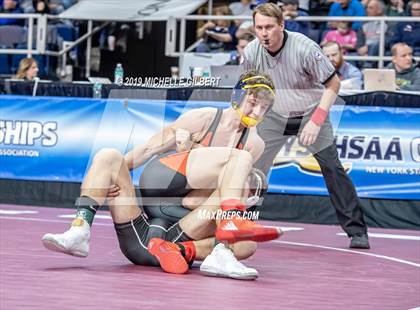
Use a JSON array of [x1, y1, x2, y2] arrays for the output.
[[299, 120, 321, 146]]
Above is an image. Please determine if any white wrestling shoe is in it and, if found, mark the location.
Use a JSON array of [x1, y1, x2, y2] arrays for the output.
[[200, 243, 258, 280], [42, 219, 90, 257]]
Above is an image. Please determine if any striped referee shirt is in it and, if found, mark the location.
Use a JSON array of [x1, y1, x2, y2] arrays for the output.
[[243, 31, 336, 118]]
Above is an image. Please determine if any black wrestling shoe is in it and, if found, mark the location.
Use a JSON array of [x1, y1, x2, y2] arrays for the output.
[[350, 233, 370, 249]]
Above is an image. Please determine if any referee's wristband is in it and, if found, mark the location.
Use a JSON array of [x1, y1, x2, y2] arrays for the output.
[[310, 106, 328, 126]]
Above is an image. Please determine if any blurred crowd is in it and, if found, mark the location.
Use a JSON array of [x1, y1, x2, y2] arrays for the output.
[[0, 0, 80, 79], [0, 0, 419, 90], [0, 0, 77, 23], [195, 0, 419, 90]]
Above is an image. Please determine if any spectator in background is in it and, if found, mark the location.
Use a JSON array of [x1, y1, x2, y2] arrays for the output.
[[225, 32, 255, 65], [280, 0, 310, 36], [196, 5, 238, 52], [229, 0, 253, 16], [387, 42, 420, 91], [385, 0, 406, 40], [48, 0, 72, 14], [29, 0, 73, 14], [32, 0, 74, 14], [19, 0, 34, 12], [13, 58, 39, 80], [321, 21, 357, 52], [386, 0, 405, 15], [390, 0, 420, 55], [61, 0, 76, 9], [298, 0, 309, 11], [323, 41, 363, 89], [103, 23, 132, 53], [356, 0, 387, 66], [33, 0, 50, 14], [328, 0, 366, 31], [229, 0, 253, 33], [235, 0, 268, 39], [0, 0, 24, 26]]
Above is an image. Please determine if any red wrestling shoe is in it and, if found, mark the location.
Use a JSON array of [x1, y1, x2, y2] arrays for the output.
[[147, 238, 189, 274], [215, 199, 283, 243]]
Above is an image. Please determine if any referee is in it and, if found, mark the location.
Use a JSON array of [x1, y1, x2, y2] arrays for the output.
[[243, 3, 370, 249]]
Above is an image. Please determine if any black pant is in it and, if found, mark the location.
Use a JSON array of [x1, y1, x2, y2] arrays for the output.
[[114, 214, 191, 266], [255, 110, 367, 237]]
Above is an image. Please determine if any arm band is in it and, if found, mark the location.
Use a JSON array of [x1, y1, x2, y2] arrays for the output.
[[310, 106, 328, 126]]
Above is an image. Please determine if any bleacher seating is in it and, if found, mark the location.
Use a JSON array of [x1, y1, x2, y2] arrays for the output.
[[0, 53, 10, 74], [56, 23, 78, 42], [0, 23, 72, 76], [0, 25, 26, 46]]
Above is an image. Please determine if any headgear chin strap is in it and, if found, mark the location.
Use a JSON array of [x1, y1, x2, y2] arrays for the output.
[[231, 75, 275, 127], [246, 168, 268, 208]]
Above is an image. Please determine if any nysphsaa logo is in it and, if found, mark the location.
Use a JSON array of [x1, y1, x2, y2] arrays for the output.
[[273, 137, 352, 175], [273, 135, 405, 175]]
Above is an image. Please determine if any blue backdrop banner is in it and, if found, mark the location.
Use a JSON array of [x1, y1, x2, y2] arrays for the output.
[[1, 95, 419, 200]]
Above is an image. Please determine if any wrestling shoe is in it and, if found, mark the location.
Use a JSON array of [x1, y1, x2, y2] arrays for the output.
[[215, 199, 282, 243], [200, 244, 258, 280], [147, 238, 189, 274], [42, 218, 90, 257]]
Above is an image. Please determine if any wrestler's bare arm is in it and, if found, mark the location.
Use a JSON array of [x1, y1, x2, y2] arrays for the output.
[[124, 108, 214, 170], [244, 129, 265, 164]]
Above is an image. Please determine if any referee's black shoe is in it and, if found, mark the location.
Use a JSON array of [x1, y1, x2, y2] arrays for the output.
[[350, 233, 370, 249]]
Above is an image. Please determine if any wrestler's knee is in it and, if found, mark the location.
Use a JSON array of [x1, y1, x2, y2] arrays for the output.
[[94, 148, 125, 168], [230, 149, 253, 170]]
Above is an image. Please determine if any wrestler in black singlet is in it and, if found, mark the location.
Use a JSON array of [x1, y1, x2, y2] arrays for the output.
[[114, 108, 250, 267]]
